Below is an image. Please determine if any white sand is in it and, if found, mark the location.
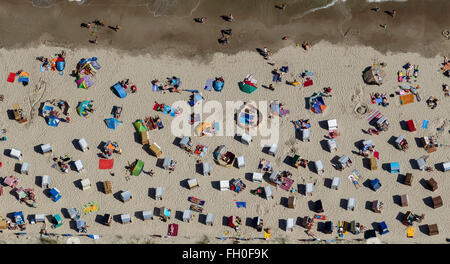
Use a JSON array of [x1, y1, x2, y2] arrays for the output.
[[0, 41, 448, 244]]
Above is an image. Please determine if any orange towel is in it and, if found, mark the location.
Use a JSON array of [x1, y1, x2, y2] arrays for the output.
[[400, 93, 414, 105]]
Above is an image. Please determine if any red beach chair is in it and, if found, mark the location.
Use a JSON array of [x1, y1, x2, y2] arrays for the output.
[[406, 120, 416, 132]]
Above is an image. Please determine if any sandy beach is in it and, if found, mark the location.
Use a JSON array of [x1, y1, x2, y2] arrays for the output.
[[0, 39, 449, 244]]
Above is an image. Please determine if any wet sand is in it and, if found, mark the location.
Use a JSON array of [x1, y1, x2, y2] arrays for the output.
[[0, 0, 449, 61]]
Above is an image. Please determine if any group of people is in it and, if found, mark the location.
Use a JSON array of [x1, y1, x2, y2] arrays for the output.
[[370, 92, 389, 107], [426, 96, 439, 109], [81, 19, 120, 44]]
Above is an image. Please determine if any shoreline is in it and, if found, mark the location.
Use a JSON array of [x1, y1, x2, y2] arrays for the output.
[[0, 0, 449, 61]]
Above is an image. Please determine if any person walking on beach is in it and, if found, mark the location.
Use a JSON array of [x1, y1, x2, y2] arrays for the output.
[[228, 13, 234, 22], [392, 9, 397, 17], [111, 25, 120, 32]]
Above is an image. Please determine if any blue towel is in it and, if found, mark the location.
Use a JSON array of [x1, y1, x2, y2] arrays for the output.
[[422, 120, 429, 129], [205, 79, 213, 91], [236, 202, 246, 208]]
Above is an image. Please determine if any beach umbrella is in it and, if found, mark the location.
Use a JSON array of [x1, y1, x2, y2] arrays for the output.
[[76, 100, 92, 117], [105, 118, 123, 130], [82, 201, 99, 215], [239, 82, 257, 94]]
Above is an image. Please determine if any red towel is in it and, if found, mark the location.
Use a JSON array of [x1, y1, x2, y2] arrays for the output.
[[99, 159, 114, 169], [374, 151, 379, 160], [7, 72, 16, 83], [303, 78, 313, 87]]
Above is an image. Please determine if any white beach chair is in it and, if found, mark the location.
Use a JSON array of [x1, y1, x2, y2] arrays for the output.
[[142, 210, 153, 220], [268, 144, 279, 156], [182, 210, 192, 222], [206, 213, 215, 226], [155, 187, 163, 200], [240, 133, 252, 145], [120, 214, 131, 224], [80, 178, 91, 190], [41, 175, 50, 188], [20, 162, 30, 175], [331, 177, 340, 190], [264, 186, 274, 200], [237, 156, 245, 168], [252, 172, 263, 183], [74, 160, 84, 172], [347, 198, 356, 211], [10, 148, 22, 160], [40, 144, 52, 154], [220, 180, 230, 191], [78, 138, 89, 152], [286, 218, 295, 232]]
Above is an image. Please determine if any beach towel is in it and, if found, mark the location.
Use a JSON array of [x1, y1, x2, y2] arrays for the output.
[[7, 72, 16, 83], [99, 159, 114, 169], [152, 84, 160, 92], [400, 93, 414, 105], [422, 120, 429, 129], [236, 202, 246, 208], [205, 79, 213, 91], [163, 105, 171, 114], [303, 78, 313, 87]]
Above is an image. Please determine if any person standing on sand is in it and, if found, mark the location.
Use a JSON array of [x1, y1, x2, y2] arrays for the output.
[[392, 9, 397, 17], [228, 13, 234, 22]]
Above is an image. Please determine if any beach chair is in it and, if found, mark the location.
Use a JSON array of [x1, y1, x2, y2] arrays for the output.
[[288, 196, 296, 209], [301, 128, 311, 142], [406, 120, 416, 132], [4, 175, 18, 188], [252, 172, 263, 183], [432, 196, 443, 209], [291, 155, 301, 168], [220, 180, 230, 191], [49, 188, 62, 202], [187, 178, 199, 189], [80, 178, 91, 190], [268, 144, 279, 156], [372, 200, 383, 213], [68, 208, 80, 220], [155, 187, 163, 200], [428, 224, 439, 236], [120, 190, 132, 202], [20, 162, 30, 175], [306, 183, 314, 196], [206, 213, 215, 226], [162, 157, 173, 170], [103, 181, 112, 194], [337, 155, 351, 171], [314, 160, 324, 174], [202, 162, 211, 175], [407, 226, 415, 238], [78, 138, 89, 152], [40, 144, 52, 154], [182, 210, 192, 223], [51, 214, 63, 229], [427, 178, 438, 191], [389, 162, 400, 173], [179, 136, 190, 148], [264, 186, 274, 200], [327, 139, 337, 152], [286, 218, 295, 232], [327, 119, 338, 138], [369, 157, 377, 170], [237, 156, 245, 169], [378, 221, 389, 235], [74, 160, 85, 172], [149, 142, 162, 157], [314, 200, 324, 213], [394, 136, 408, 151], [443, 162, 450, 172], [240, 133, 252, 145], [141, 210, 153, 221], [370, 178, 381, 191], [41, 175, 50, 188], [160, 207, 171, 222], [331, 177, 340, 190], [120, 214, 132, 224], [10, 148, 22, 160], [34, 214, 45, 223], [416, 157, 426, 171], [347, 198, 356, 211], [400, 194, 409, 207], [140, 131, 150, 145], [403, 173, 413, 186]]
